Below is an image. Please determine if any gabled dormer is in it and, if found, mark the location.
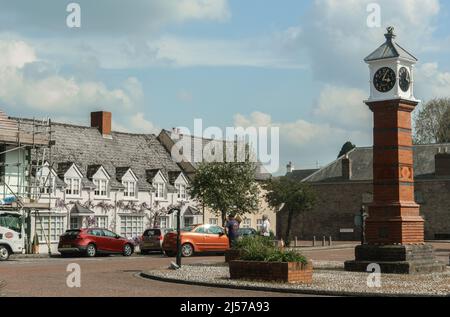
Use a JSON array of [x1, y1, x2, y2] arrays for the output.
[[147, 169, 168, 200], [87, 165, 111, 198], [36, 162, 58, 195], [58, 162, 83, 197], [116, 167, 138, 199], [168, 171, 190, 201]]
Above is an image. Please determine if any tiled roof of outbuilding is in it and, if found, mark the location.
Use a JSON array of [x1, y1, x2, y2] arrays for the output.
[[303, 143, 450, 183]]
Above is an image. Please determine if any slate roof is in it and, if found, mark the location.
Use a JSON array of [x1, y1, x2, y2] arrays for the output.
[[365, 27, 417, 62], [14, 119, 182, 192], [287, 169, 319, 181], [303, 143, 450, 183], [161, 130, 272, 181]]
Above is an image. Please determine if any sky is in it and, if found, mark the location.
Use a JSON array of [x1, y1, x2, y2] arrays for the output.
[[1, 0, 450, 174]]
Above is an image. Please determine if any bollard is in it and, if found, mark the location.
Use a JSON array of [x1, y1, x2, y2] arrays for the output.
[[322, 236, 326, 247], [294, 236, 298, 247], [313, 236, 316, 247], [329, 236, 333, 246]]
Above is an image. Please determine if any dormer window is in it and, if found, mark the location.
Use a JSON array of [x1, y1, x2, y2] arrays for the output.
[[40, 176, 55, 195], [123, 181, 136, 198], [176, 184, 187, 200], [66, 178, 81, 196], [93, 179, 108, 197], [155, 183, 165, 199], [119, 168, 138, 200]]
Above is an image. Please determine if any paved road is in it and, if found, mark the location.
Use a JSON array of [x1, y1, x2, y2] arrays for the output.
[[0, 254, 309, 297]]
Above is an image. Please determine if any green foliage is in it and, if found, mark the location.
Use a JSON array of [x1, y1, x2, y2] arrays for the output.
[[189, 158, 260, 225], [235, 236, 307, 264], [338, 141, 356, 158], [414, 98, 450, 144], [263, 177, 316, 244]]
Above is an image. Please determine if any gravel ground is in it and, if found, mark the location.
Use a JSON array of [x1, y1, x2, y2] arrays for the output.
[[145, 262, 450, 297]]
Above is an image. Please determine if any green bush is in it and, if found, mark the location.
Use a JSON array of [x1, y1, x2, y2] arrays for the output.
[[234, 236, 308, 264]]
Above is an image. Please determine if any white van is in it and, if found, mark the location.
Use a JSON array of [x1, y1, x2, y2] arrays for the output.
[[0, 211, 25, 261]]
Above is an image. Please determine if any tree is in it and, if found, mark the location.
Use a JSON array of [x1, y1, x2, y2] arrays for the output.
[[338, 141, 356, 158], [414, 98, 450, 144], [189, 160, 260, 226], [263, 177, 316, 244]]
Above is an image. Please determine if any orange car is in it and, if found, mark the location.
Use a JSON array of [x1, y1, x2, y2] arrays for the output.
[[162, 224, 229, 257]]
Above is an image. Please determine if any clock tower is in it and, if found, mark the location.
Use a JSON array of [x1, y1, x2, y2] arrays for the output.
[[344, 27, 445, 274]]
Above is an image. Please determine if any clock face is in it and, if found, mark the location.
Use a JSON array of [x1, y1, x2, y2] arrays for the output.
[[399, 67, 411, 92], [374, 67, 396, 93]]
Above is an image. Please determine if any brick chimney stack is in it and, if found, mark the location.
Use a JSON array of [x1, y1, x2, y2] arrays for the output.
[[91, 111, 112, 138], [342, 154, 352, 180], [435, 147, 450, 177]]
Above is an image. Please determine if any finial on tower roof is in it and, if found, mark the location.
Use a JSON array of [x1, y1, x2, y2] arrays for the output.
[[385, 26, 396, 41]]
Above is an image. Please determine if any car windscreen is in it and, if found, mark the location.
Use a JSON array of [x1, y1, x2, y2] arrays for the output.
[[144, 229, 161, 237], [0, 214, 22, 233], [63, 230, 81, 237], [181, 226, 195, 232]]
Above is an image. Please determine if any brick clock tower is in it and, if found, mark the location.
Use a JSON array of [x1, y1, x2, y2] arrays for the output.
[[344, 27, 445, 274]]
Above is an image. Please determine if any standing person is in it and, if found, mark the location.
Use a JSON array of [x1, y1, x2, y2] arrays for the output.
[[261, 215, 271, 237], [225, 213, 240, 248]]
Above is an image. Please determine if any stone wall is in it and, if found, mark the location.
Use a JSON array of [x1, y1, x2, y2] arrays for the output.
[[276, 179, 450, 241]]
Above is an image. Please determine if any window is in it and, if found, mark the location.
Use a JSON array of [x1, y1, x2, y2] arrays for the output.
[[123, 181, 137, 198], [39, 176, 54, 195], [94, 179, 108, 197], [209, 218, 218, 225], [103, 230, 117, 238], [70, 217, 82, 229], [120, 215, 144, 238], [256, 219, 263, 231], [65, 178, 81, 196], [95, 216, 108, 229], [36, 215, 66, 243], [157, 216, 169, 229], [208, 226, 224, 235], [176, 184, 187, 200], [155, 183, 165, 199], [243, 219, 252, 229]]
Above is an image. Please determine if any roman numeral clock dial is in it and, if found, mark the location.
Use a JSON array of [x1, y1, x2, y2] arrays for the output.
[[399, 67, 411, 92], [374, 67, 396, 93]]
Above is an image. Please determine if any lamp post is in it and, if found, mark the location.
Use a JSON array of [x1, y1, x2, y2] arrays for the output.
[[168, 207, 182, 267]]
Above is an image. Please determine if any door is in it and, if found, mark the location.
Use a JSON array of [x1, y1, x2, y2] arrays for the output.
[[88, 229, 109, 252], [102, 229, 123, 253], [206, 226, 229, 251]]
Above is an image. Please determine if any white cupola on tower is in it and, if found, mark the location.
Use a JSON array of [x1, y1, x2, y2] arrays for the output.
[[365, 27, 419, 103]]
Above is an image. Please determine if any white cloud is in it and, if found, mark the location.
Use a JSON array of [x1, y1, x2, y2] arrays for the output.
[[301, 0, 441, 84], [129, 113, 160, 134], [416, 62, 450, 99], [314, 85, 371, 129], [0, 39, 143, 114], [234, 106, 372, 172]]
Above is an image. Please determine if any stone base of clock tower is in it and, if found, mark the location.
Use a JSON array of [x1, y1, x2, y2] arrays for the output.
[[344, 245, 446, 274]]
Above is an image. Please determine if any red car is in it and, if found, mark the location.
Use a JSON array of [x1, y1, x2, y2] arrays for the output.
[[58, 228, 134, 257]]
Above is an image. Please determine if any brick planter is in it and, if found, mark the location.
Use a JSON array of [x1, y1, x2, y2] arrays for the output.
[[225, 249, 242, 263], [229, 260, 313, 284]]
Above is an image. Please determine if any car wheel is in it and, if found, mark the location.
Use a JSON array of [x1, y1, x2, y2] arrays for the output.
[[86, 244, 96, 257], [123, 244, 133, 257], [181, 243, 194, 257], [0, 246, 10, 261]]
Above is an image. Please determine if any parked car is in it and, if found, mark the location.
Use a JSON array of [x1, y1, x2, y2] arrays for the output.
[[238, 227, 258, 237], [58, 228, 134, 257], [140, 228, 173, 254], [162, 224, 229, 257]]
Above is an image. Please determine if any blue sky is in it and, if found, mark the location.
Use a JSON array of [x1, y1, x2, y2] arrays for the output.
[[1, 0, 450, 174]]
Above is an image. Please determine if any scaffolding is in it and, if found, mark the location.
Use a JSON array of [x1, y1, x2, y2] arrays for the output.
[[0, 110, 54, 254]]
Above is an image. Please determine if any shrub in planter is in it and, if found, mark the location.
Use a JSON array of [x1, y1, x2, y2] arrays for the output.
[[229, 236, 312, 284]]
